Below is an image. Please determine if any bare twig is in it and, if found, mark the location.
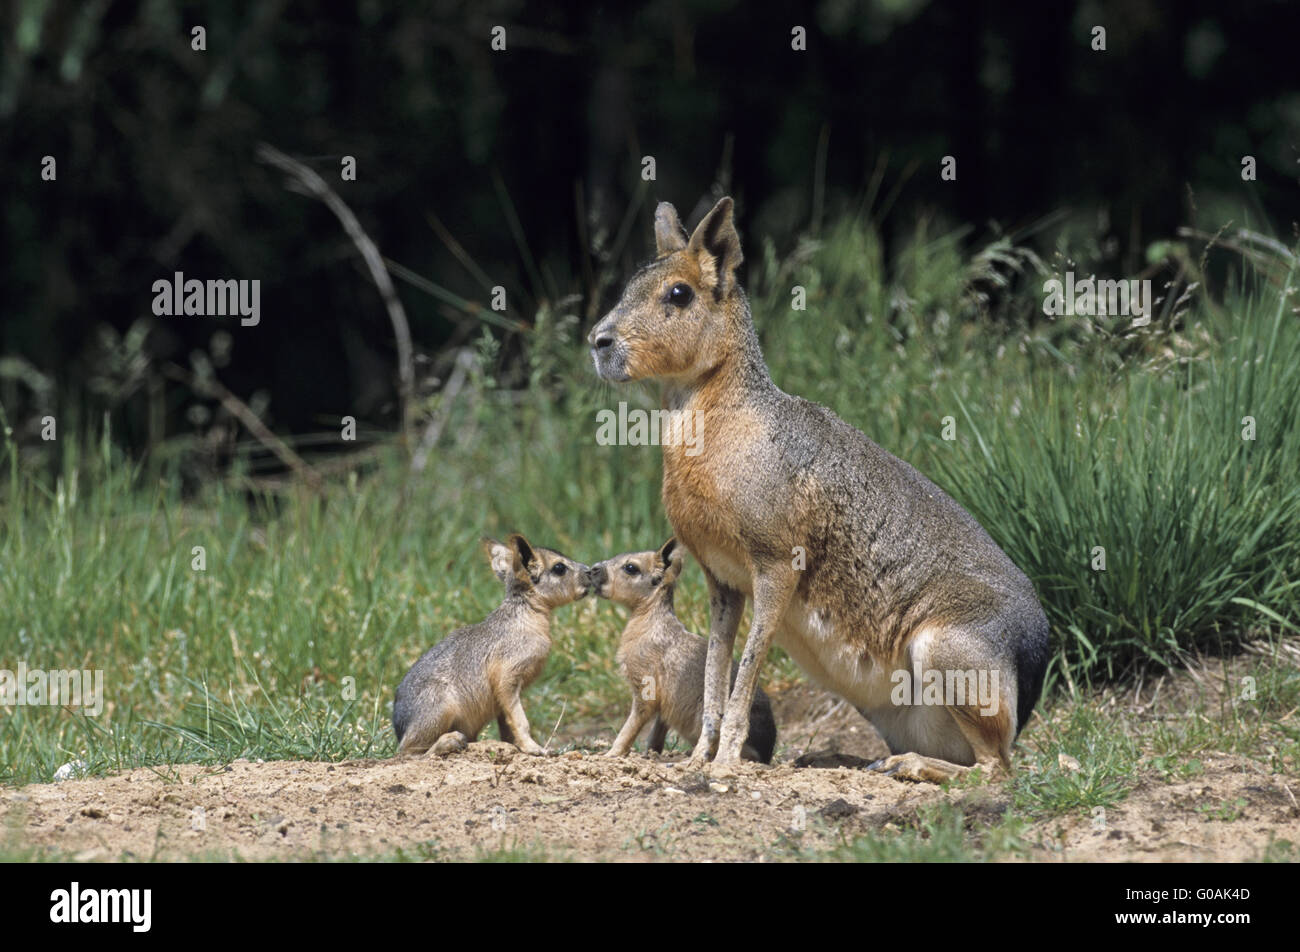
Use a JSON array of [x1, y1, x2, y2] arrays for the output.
[[256, 142, 415, 447], [1177, 226, 1297, 283], [544, 700, 568, 752], [1280, 782, 1299, 817], [163, 362, 322, 491], [236, 444, 388, 493]]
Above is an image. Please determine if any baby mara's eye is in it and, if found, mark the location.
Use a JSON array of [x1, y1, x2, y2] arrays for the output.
[[623, 563, 640, 576], [550, 563, 568, 577], [667, 283, 694, 308]]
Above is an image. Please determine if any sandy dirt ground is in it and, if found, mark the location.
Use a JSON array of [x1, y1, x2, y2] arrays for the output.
[[4, 686, 1298, 861]]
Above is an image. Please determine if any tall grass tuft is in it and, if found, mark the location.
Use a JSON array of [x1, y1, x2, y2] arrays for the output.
[[932, 256, 1300, 680]]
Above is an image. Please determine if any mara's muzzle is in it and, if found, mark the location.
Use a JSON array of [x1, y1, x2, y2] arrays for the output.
[[583, 562, 610, 598], [588, 317, 630, 382]]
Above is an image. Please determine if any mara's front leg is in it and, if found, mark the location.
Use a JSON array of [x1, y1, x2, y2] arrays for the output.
[[495, 686, 546, 755], [715, 565, 798, 764], [606, 697, 656, 757], [685, 569, 744, 769]]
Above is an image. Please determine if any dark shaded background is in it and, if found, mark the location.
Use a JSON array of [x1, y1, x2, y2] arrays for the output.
[[3, 0, 1298, 461]]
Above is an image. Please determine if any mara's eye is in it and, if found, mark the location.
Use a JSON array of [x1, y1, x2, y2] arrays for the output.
[[551, 563, 568, 577], [623, 563, 640, 576], [668, 283, 694, 308]]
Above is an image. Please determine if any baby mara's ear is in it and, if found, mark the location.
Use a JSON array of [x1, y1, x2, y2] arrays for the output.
[[482, 537, 512, 584], [651, 537, 683, 587], [507, 533, 543, 586]]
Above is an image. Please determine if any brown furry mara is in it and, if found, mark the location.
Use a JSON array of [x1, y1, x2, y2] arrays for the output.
[[588, 538, 777, 764], [588, 197, 1049, 781], [392, 535, 590, 758]]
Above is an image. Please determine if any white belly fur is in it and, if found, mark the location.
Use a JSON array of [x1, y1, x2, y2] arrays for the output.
[[778, 605, 976, 762], [775, 596, 897, 710], [694, 549, 899, 710]]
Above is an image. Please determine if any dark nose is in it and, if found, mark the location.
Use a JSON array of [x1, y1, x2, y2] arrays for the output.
[[587, 323, 608, 348], [585, 564, 607, 586]]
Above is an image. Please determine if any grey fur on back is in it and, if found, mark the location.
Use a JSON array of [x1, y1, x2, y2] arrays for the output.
[[763, 384, 1048, 711], [393, 618, 483, 743]]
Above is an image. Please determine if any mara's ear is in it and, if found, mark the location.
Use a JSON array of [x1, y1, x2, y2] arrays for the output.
[[654, 537, 679, 568], [481, 537, 512, 583], [652, 537, 683, 585], [654, 202, 688, 256], [687, 196, 743, 299], [507, 533, 542, 584]]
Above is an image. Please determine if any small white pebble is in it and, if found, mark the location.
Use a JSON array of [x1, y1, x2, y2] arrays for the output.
[[53, 760, 88, 782], [751, 791, 762, 800], [708, 781, 729, 794]]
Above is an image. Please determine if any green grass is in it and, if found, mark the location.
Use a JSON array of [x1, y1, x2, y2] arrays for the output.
[[933, 277, 1300, 680], [1011, 703, 1139, 816], [1, 213, 1298, 787]]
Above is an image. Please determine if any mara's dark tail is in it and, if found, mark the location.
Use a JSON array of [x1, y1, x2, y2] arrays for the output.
[[1014, 609, 1051, 737]]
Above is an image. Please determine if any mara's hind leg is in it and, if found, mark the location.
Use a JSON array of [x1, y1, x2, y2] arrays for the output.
[[429, 730, 470, 756], [429, 730, 471, 756], [872, 702, 1013, 783], [396, 714, 454, 757], [396, 683, 486, 757], [870, 627, 1016, 783], [645, 716, 669, 755], [870, 752, 965, 783], [397, 707, 482, 758], [946, 698, 1013, 773], [496, 714, 515, 746]]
